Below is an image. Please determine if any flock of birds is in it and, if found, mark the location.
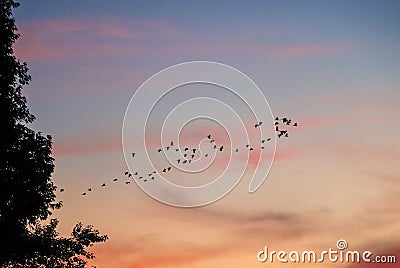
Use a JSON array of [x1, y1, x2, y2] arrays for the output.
[[57, 117, 298, 196]]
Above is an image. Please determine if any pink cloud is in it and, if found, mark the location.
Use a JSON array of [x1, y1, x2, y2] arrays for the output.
[[14, 17, 349, 62], [53, 136, 121, 156], [273, 44, 348, 58]]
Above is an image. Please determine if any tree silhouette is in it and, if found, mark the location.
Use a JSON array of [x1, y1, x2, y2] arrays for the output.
[[0, 1, 108, 267]]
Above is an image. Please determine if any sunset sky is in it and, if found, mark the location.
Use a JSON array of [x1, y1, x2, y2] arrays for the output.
[[13, 1, 400, 267]]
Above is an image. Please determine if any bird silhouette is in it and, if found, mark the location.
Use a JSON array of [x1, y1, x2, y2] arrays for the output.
[[158, 149, 162, 152], [134, 172, 138, 175], [261, 146, 265, 149], [213, 145, 217, 149], [219, 146, 224, 152], [101, 183, 106, 187], [261, 139, 265, 143], [126, 181, 131, 184], [151, 177, 154, 180], [188, 160, 192, 163], [162, 168, 166, 173], [294, 122, 298, 126], [276, 126, 279, 131], [267, 138, 271, 141], [184, 153, 187, 157], [132, 153, 136, 158], [82, 192, 86, 196], [138, 176, 143, 179], [166, 146, 170, 150], [246, 144, 250, 148], [259, 121, 263, 126], [128, 173, 132, 177], [184, 147, 188, 151], [170, 141, 174, 146], [124, 171, 129, 175], [235, 148, 239, 152], [167, 167, 171, 171], [177, 159, 181, 164], [183, 160, 187, 164], [60, 188, 64, 192], [175, 148, 179, 152], [191, 154, 195, 158], [193, 148, 196, 154], [88, 188, 92, 192], [250, 147, 254, 151], [205, 154, 208, 157], [207, 134, 211, 139], [275, 116, 279, 120], [113, 178, 118, 182], [274, 122, 279, 125]]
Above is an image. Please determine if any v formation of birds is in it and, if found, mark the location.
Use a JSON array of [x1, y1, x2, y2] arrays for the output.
[[57, 117, 298, 196]]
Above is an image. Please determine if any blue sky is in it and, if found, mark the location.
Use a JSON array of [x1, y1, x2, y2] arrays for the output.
[[12, 1, 400, 267]]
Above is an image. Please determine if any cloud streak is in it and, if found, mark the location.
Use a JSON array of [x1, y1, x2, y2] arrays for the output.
[[15, 17, 350, 62]]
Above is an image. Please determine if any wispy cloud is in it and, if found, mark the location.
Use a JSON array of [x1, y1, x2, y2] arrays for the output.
[[15, 17, 350, 62]]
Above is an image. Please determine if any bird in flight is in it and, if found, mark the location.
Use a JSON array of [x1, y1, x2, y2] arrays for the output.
[[76, 115, 298, 196], [60, 188, 64, 192]]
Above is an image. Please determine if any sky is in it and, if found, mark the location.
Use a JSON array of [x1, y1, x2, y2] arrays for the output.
[[12, 0, 400, 267]]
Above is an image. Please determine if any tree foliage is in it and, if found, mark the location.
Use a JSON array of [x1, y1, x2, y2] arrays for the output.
[[0, 1, 108, 267]]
